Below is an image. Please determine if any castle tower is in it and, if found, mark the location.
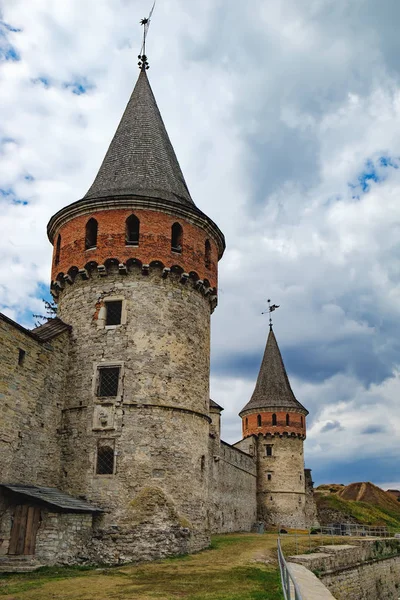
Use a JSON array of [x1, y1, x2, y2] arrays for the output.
[[47, 67, 225, 560], [239, 326, 308, 529]]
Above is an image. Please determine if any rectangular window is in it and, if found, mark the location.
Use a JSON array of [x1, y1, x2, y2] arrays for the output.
[[96, 441, 115, 475], [265, 445, 273, 457], [97, 367, 120, 397], [267, 473, 272, 481], [105, 300, 122, 326], [18, 348, 26, 366]]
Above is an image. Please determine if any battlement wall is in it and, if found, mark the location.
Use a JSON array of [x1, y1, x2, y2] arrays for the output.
[[0, 314, 69, 487], [209, 439, 256, 534]]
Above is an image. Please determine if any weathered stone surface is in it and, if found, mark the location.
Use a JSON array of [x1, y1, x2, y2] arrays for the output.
[[57, 269, 212, 557], [0, 315, 69, 487], [291, 540, 400, 600], [208, 437, 257, 534]]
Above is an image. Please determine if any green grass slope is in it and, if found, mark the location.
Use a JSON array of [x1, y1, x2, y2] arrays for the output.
[[316, 481, 400, 529]]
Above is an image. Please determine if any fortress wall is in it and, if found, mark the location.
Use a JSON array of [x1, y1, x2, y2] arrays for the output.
[[57, 270, 212, 559], [290, 540, 400, 600], [321, 555, 400, 600], [0, 315, 69, 487], [209, 441, 256, 534]]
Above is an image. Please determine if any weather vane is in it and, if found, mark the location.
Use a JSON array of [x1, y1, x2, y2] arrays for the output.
[[262, 299, 280, 330], [138, 0, 156, 71]]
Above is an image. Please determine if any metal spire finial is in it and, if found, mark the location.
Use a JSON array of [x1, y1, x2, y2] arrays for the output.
[[138, 1, 156, 71], [261, 299, 280, 330]]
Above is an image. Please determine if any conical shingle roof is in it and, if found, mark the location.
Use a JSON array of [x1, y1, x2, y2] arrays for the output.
[[84, 70, 194, 206], [240, 328, 308, 415]]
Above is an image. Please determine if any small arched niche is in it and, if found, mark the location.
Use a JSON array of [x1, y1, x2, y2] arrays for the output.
[[272, 413, 277, 426], [205, 239, 211, 269], [126, 214, 140, 245], [257, 414, 262, 427], [171, 222, 183, 253], [286, 413, 290, 426], [85, 218, 98, 250], [55, 234, 61, 265]]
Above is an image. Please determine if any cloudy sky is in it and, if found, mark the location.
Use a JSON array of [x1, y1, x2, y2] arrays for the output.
[[1, 0, 400, 489]]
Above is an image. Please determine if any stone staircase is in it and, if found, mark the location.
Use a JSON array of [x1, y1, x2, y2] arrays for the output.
[[0, 555, 44, 573]]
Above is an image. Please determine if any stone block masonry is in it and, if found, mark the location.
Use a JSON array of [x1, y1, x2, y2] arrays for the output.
[[0, 314, 69, 487], [290, 539, 400, 600], [57, 268, 213, 559], [209, 440, 257, 534]]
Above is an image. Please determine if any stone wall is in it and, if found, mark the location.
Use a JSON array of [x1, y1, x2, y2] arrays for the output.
[[256, 435, 306, 528], [209, 440, 256, 534], [0, 314, 69, 487], [291, 540, 400, 600], [57, 268, 212, 558], [322, 555, 400, 600], [35, 511, 93, 565]]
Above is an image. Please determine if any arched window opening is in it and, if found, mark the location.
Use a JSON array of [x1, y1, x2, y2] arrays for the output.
[[286, 414, 290, 426], [257, 414, 262, 427], [96, 446, 114, 475], [55, 234, 61, 265], [301, 416, 304, 427], [126, 214, 140, 245], [245, 417, 248, 429], [85, 218, 98, 250], [272, 413, 277, 426], [205, 239, 211, 269], [171, 222, 183, 253]]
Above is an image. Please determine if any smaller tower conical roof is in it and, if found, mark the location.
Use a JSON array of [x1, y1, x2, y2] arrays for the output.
[[240, 328, 308, 415], [84, 69, 194, 206]]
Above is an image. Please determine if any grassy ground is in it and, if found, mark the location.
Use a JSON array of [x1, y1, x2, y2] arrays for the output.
[[0, 534, 286, 600]]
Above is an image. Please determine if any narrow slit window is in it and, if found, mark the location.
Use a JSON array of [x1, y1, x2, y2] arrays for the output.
[[105, 301, 122, 326], [171, 222, 183, 253], [126, 214, 140, 245], [272, 413, 277, 426], [266, 445, 273, 457], [55, 234, 61, 265], [205, 239, 211, 269], [286, 414, 290, 426], [245, 417, 248, 428], [267, 473, 272, 481], [257, 414, 262, 427], [301, 416, 304, 427], [85, 218, 98, 250], [18, 348, 26, 366], [97, 367, 120, 397], [96, 445, 114, 475]]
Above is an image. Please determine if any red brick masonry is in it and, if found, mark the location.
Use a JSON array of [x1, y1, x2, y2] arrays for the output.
[[242, 411, 306, 438], [51, 208, 218, 289]]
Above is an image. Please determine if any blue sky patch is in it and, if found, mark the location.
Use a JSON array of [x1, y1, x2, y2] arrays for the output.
[[62, 77, 95, 95], [0, 20, 21, 62], [349, 155, 400, 194], [0, 187, 28, 205], [32, 76, 51, 88]]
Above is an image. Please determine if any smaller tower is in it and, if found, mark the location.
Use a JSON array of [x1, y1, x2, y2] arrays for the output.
[[239, 326, 308, 528]]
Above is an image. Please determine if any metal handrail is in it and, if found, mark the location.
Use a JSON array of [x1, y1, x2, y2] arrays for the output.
[[277, 538, 303, 600]]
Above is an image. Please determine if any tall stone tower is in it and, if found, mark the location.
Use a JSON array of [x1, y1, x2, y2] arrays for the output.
[[47, 67, 225, 561], [239, 325, 308, 529]]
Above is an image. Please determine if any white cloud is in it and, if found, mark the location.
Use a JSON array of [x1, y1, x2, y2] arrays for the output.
[[1, 0, 400, 487]]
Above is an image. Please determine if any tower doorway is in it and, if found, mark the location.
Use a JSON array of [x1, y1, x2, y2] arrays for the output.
[[8, 505, 41, 556]]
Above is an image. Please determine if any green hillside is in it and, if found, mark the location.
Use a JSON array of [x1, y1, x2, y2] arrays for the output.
[[315, 482, 400, 530]]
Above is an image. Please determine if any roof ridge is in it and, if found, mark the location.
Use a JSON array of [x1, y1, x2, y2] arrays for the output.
[[83, 70, 195, 207], [239, 329, 308, 415]]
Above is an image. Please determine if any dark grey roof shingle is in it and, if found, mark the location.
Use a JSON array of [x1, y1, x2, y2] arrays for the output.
[[31, 317, 71, 342], [209, 398, 224, 411], [240, 328, 308, 415], [84, 70, 194, 206], [0, 484, 102, 512]]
